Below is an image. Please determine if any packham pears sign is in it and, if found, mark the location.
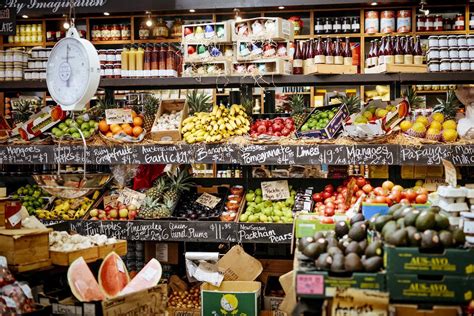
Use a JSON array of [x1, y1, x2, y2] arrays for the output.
[[0, 8, 15, 36]]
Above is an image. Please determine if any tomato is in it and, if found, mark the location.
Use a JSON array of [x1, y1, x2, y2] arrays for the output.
[[405, 189, 417, 202], [392, 185, 404, 192], [415, 194, 428, 204], [374, 187, 387, 196], [382, 180, 395, 191], [324, 184, 335, 193], [356, 176, 367, 187], [390, 190, 402, 203], [416, 188, 428, 196], [362, 184, 373, 194], [385, 197, 393, 206]]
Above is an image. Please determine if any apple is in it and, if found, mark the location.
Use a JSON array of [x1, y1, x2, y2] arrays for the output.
[[105, 205, 112, 212], [373, 187, 387, 196], [362, 184, 373, 194], [312, 193, 322, 202], [109, 209, 118, 219], [324, 184, 334, 193], [128, 210, 137, 220], [128, 204, 138, 212], [98, 213, 107, 219], [89, 209, 99, 217], [322, 191, 332, 199], [272, 122, 283, 132], [119, 208, 129, 218], [274, 132, 282, 137], [257, 125, 266, 134], [324, 208, 335, 217], [392, 185, 404, 192], [91, 217, 99, 220], [382, 180, 394, 191], [281, 128, 290, 136], [264, 120, 272, 128]]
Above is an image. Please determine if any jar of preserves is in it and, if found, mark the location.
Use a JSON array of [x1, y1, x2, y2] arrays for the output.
[[380, 10, 395, 34], [365, 11, 379, 34], [451, 58, 461, 71], [468, 35, 474, 46], [425, 15, 434, 31], [470, 58, 474, 70], [428, 36, 439, 47], [460, 58, 470, 71], [443, 18, 453, 30], [153, 18, 169, 39], [459, 46, 469, 58], [449, 47, 459, 59], [469, 47, 474, 59], [458, 35, 467, 46], [138, 22, 150, 40], [104, 64, 114, 78], [470, 13, 474, 30], [428, 61, 440, 72], [397, 10, 411, 33], [110, 24, 121, 41], [439, 46, 449, 59], [171, 18, 183, 38], [92, 25, 101, 41], [440, 58, 450, 71], [101, 25, 111, 41], [115, 49, 122, 63], [106, 49, 115, 63], [438, 35, 448, 47], [113, 64, 121, 78], [121, 24, 130, 40], [427, 48, 440, 60], [46, 31, 55, 42], [417, 15, 426, 31], [454, 14, 465, 31], [434, 15, 443, 31], [448, 35, 458, 47]]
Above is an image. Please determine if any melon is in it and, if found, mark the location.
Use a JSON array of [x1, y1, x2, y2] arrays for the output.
[[68, 257, 105, 302], [120, 258, 162, 296], [98, 252, 130, 299]]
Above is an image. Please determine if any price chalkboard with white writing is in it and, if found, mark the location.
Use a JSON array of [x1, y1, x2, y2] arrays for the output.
[[0, 8, 15, 36], [237, 223, 293, 243], [240, 145, 295, 165]]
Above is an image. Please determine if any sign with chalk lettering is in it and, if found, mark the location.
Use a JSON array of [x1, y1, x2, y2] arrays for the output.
[[196, 192, 222, 209], [117, 188, 146, 208], [442, 158, 457, 187], [105, 109, 134, 125], [0, 8, 15, 36], [261, 180, 290, 201]]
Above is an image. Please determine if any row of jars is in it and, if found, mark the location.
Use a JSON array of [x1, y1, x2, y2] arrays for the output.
[[7, 24, 43, 43], [92, 24, 131, 41], [47, 29, 86, 42], [428, 58, 474, 72], [364, 10, 412, 34], [427, 34, 474, 72], [0, 50, 27, 81], [417, 14, 465, 32], [138, 18, 183, 40]]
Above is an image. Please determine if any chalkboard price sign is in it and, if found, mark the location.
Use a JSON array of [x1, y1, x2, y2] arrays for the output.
[[0, 8, 15, 36]]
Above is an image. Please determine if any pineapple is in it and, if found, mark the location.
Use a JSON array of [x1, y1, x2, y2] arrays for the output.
[[241, 97, 254, 117], [187, 90, 212, 114], [433, 89, 461, 119], [290, 94, 307, 129], [146, 176, 168, 201], [139, 196, 173, 219], [403, 87, 424, 110], [13, 99, 32, 125], [143, 95, 160, 131], [339, 94, 361, 115], [162, 169, 194, 205], [95, 96, 116, 117]]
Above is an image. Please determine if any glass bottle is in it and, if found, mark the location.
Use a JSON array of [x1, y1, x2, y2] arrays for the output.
[[314, 36, 325, 64], [136, 45, 145, 77], [404, 36, 413, 64], [334, 38, 343, 65], [315, 18, 324, 34], [351, 17, 360, 33], [139, 22, 150, 40], [324, 18, 332, 34], [151, 44, 159, 77], [293, 41, 304, 74], [413, 36, 423, 65], [342, 17, 351, 33], [394, 36, 404, 64], [384, 36, 395, 64], [159, 44, 168, 76], [333, 18, 342, 34], [121, 45, 129, 77], [167, 44, 177, 76], [344, 37, 352, 65], [128, 45, 137, 77], [367, 40, 374, 67], [325, 37, 334, 64], [144, 44, 152, 76], [372, 39, 379, 66], [378, 37, 386, 65], [305, 40, 314, 67]]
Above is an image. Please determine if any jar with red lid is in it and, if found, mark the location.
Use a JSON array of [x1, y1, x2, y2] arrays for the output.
[[397, 10, 411, 33], [380, 10, 395, 33], [121, 24, 130, 40], [98, 49, 107, 65], [110, 24, 121, 41], [434, 15, 443, 31], [46, 31, 56, 42], [454, 14, 465, 30], [55, 30, 65, 40], [104, 64, 114, 78], [101, 25, 111, 41], [417, 15, 426, 31], [92, 25, 101, 41], [365, 10, 379, 34], [425, 16, 434, 31]]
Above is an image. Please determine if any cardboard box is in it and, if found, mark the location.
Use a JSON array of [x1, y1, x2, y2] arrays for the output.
[[182, 21, 232, 44], [365, 63, 427, 74], [387, 274, 472, 303], [263, 276, 284, 311], [145, 242, 179, 265], [384, 246, 474, 276], [201, 281, 261, 316], [294, 214, 344, 238], [167, 307, 200, 316], [295, 271, 386, 298], [151, 99, 188, 143], [232, 17, 294, 41], [50, 246, 99, 266], [304, 63, 357, 75], [389, 304, 462, 316], [18, 105, 67, 140], [232, 58, 293, 76], [0, 228, 51, 266], [296, 104, 349, 140], [184, 43, 234, 63], [98, 240, 127, 259], [331, 288, 389, 316], [236, 41, 291, 62]]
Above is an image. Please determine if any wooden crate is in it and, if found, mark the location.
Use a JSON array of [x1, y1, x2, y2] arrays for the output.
[[167, 307, 201, 316], [50, 246, 99, 266], [232, 17, 294, 41], [9, 258, 52, 273], [150, 100, 189, 143], [0, 200, 5, 227], [0, 228, 51, 266], [182, 21, 232, 44], [182, 60, 232, 77], [364, 63, 427, 73], [183, 43, 234, 63], [98, 240, 127, 259], [232, 58, 293, 76], [236, 41, 291, 62], [304, 63, 357, 75], [103, 285, 168, 316]]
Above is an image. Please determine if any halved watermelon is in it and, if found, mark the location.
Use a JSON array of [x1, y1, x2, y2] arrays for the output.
[[120, 258, 162, 296], [98, 252, 130, 299], [68, 257, 105, 302]]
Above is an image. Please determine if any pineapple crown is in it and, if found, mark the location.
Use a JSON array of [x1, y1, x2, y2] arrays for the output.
[[143, 95, 161, 115], [290, 94, 306, 115], [433, 89, 461, 119], [167, 168, 194, 193], [186, 90, 212, 114], [241, 97, 254, 116], [402, 87, 424, 110], [338, 93, 361, 115], [95, 97, 117, 117]]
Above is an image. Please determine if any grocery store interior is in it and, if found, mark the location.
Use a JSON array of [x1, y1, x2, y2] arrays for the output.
[[0, 0, 473, 315]]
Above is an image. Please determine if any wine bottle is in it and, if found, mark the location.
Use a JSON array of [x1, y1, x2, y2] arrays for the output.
[[325, 37, 334, 64], [413, 36, 423, 65], [343, 37, 353, 66], [373, 39, 379, 66], [293, 40, 304, 74], [314, 36, 325, 64], [305, 40, 314, 68], [403, 36, 413, 65], [367, 40, 374, 67], [378, 37, 385, 65], [384, 36, 395, 64], [394, 36, 404, 64]]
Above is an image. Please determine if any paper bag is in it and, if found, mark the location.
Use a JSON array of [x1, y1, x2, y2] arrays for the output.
[[217, 245, 263, 281], [331, 288, 389, 316], [278, 271, 296, 315]]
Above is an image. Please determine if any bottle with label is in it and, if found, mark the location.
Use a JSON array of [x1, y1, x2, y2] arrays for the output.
[[351, 17, 360, 33], [121, 46, 129, 77], [333, 18, 342, 33], [378, 37, 386, 65], [144, 44, 152, 76], [315, 18, 324, 34], [293, 41, 304, 74], [128, 45, 137, 77], [136, 45, 144, 77], [367, 40, 374, 67], [253, 98, 261, 114], [324, 18, 333, 34], [394, 36, 404, 64], [404, 36, 413, 64], [334, 38, 343, 65], [305, 40, 314, 68], [151, 44, 159, 77], [343, 37, 352, 65], [384, 36, 395, 64], [325, 37, 334, 64], [413, 36, 423, 65], [342, 17, 351, 33], [372, 39, 379, 66], [314, 36, 325, 64]]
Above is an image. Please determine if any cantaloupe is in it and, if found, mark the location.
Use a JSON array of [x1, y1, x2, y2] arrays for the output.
[[68, 257, 105, 302], [98, 252, 130, 298]]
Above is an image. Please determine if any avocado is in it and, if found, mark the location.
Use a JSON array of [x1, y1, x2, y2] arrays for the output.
[[388, 229, 408, 246], [401, 206, 415, 217], [388, 204, 403, 215], [326, 237, 339, 249], [330, 253, 345, 272], [435, 214, 450, 231], [439, 230, 454, 248], [344, 253, 363, 272], [359, 239, 368, 252], [348, 225, 366, 242], [315, 253, 332, 270], [451, 228, 466, 246], [369, 213, 380, 230], [327, 246, 343, 257], [374, 215, 393, 232], [303, 240, 326, 259], [406, 226, 421, 247], [420, 230, 440, 250], [350, 213, 365, 225], [427, 206, 441, 213], [382, 220, 398, 239], [313, 232, 325, 241], [415, 211, 436, 231], [339, 237, 351, 252], [397, 217, 406, 229], [365, 240, 383, 258], [345, 241, 363, 256], [352, 221, 368, 232], [335, 221, 350, 238], [362, 256, 383, 272], [298, 237, 314, 252], [404, 210, 420, 227], [393, 208, 405, 220]]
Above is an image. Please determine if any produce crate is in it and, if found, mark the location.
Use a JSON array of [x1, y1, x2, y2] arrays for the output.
[[365, 63, 427, 74], [167, 307, 200, 316], [295, 270, 386, 298], [98, 240, 127, 259], [201, 281, 261, 316], [232, 17, 294, 41], [50, 246, 99, 266], [387, 273, 473, 303], [384, 246, 474, 276], [182, 60, 232, 77], [362, 203, 430, 219], [0, 228, 51, 266], [151, 99, 189, 143], [102, 285, 167, 316], [296, 104, 349, 140], [388, 304, 462, 316], [304, 64, 357, 75], [182, 21, 232, 44], [9, 258, 52, 273], [232, 58, 293, 76], [294, 214, 345, 238]]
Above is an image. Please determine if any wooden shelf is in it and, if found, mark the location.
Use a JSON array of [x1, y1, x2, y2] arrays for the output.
[[134, 38, 181, 43], [91, 40, 130, 45], [415, 30, 468, 36], [363, 32, 413, 38], [3, 42, 44, 47], [414, 90, 449, 94]]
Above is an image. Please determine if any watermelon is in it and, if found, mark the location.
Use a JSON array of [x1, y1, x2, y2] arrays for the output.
[[98, 252, 130, 298], [120, 258, 162, 296], [68, 257, 105, 302]]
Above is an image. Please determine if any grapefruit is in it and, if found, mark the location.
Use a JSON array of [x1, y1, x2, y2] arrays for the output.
[[68, 257, 105, 302], [98, 252, 130, 299], [120, 258, 162, 296]]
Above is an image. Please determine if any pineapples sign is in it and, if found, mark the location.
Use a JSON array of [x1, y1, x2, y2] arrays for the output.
[[117, 188, 146, 209]]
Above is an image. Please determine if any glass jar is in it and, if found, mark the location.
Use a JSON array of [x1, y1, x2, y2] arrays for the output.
[[443, 18, 453, 30], [55, 30, 65, 41], [113, 64, 121, 78], [470, 58, 474, 71], [115, 49, 122, 63], [450, 58, 461, 71], [468, 35, 474, 46], [428, 36, 439, 47], [20, 25, 26, 35], [448, 35, 458, 47], [397, 10, 411, 33], [106, 49, 115, 63], [470, 13, 474, 30], [439, 46, 449, 59], [434, 15, 443, 31], [92, 25, 101, 41], [428, 61, 440, 72], [139, 22, 150, 40], [104, 64, 114, 78], [171, 18, 183, 38], [469, 48, 474, 59], [425, 15, 434, 31], [438, 35, 448, 47], [449, 47, 459, 59], [417, 15, 426, 31], [459, 46, 469, 58], [427, 48, 440, 60], [380, 10, 395, 34], [440, 58, 451, 71], [460, 58, 470, 71], [365, 11, 379, 34], [457, 35, 467, 47], [31, 24, 37, 34], [46, 31, 55, 42], [110, 24, 121, 41], [454, 14, 465, 30], [153, 18, 169, 39], [101, 25, 111, 41], [121, 24, 130, 40]]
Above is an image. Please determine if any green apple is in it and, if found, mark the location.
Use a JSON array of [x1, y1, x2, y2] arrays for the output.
[[259, 214, 268, 222], [255, 196, 262, 204], [245, 193, 255, 202], [362, 111, 373, 120], [255, 188, 262, 196], [248, 215, 257, 222], [239, 213, 249, 222], [355, 115, 368, 124]]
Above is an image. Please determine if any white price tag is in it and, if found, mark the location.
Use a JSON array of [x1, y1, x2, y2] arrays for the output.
[[196, 192, 222, 209], [442, 159, 457, 187], [105, 109, 134, 125], [117, 188, 146, 208], [2, 296, 16, 308], [261, 180, 290, 201]]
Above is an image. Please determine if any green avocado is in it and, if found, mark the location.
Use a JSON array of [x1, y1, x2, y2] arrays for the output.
[[397, 217, 406, 229], [359, 239, 368, 252], [365, 240, 383, 258], [330, 253, 345, 272], [313, 231, 326, 241], [435, 214, 450, 231], [388, 229, 408, 246], [345, 241, 363, 256], [327, 246, 343, 257], [451, 228, 466, 246], [335, 221, 350, 238], [344, 253, 363, 272], [315, 253, 332, 270], [406, 226, 421, 247], [298, 237, 314, 252], [420, 230, 440, 250], [350, 213, 365, 225], [375, 215, 393, 232], [404, 210, 420, 227], [382, 220, 398, 239], [362, 256, 383, 272], [416, 210, 436, 231], [439, 230, 454, 248], [303, 241, 326, 259], [387, 204, 403, 215]]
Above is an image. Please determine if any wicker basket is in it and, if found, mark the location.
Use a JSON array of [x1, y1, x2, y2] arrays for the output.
[[99, 129, 146, 144]]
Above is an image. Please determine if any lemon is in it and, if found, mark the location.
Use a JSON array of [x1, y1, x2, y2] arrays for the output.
[[412, 122, 427, 133], [416, 116, 430, 126], [442, 119, 457, 130], [429, 120, 442, 130], [400, 120, 412, 132], [442, 129, 458, 142], [431, 112, 445, 123]]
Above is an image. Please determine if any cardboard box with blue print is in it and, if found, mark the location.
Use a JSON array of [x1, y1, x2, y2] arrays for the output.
[[296, 103, 349, 139]]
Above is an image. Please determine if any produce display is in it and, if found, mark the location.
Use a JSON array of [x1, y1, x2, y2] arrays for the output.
[[49, 231, 119, 252], [153, 112, 182, 131], [11, 184, 50, 215], [98, 252, 130, 299], [89, 201, 138, 221], [98, 110, 145, 140], [300, 107, 339, 132], [297, 214, 384, 273], [168, 287, 201, 309], [239, 188, 295, 223], [0, 259, 35, 314], [360, 180, 429, 205], [221, 186, 244, 222], [402, 112, 458, 142], [35, 192, 99, 220], [250, 117, 296, 138], [51, 116, 99, 140], [312, 182, 358, 218]]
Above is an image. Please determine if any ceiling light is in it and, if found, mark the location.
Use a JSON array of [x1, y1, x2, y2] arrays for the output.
[[189, 9, 195, 13], [278, 6, 285, 9], [145, 11, 153, 27], [103, 12, 110, 16], [63, 21, 70, 29], [22, 15, 28, 18], [370, 1, 378, 5]]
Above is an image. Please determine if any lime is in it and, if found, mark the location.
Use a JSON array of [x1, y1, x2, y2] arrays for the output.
[[33, 190, 41, 197], [68, 127, 78, 134], [328, 112, 335, 119], [65, 118, 73, 126], [52, 127, 60, 134], [72, 133, 81, 139], [55, 130, 64, 137], [76, 117, 84, 126], [11, 194, 19, 199]]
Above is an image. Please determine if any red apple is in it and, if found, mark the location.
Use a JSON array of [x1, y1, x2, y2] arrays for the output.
[[312, 193, 322, 202], [415, 194, 428, 204], [362, 184, 373, 194], [257, 125, 266, 134], [324, 184, 334, 193], [128, 210, 137, 220], [373, 187, 387, 196], [322, 191, 332, 199], [272, 122, 283, 132], [109, 209, 118, 219], [405, 189, 417, 202], [324, 208, 335, 217], [281, 128, 290, 136]]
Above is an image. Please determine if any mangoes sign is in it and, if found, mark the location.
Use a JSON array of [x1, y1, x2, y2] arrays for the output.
[[0, 8, 15, 36]]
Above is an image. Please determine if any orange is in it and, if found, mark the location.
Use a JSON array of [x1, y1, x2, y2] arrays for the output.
[[131, 110, 138, 119], [106, 132, 113, 138], [110, 124, 122, 134], [122, 125, 133, 136], [121, 123, 131, 130], [133, 116, 143, 127], [132, 126, 143, 137], [99, 120, 109, 133]]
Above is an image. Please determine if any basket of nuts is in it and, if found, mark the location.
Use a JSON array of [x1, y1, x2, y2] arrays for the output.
[[167, 286, 201, 315]]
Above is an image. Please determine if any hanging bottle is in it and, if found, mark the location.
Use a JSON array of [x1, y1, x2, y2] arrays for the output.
[[394, 36, 404, 64], [293, 40, 304, 74], [325, 37, 334, 64], [413, 36, 423, 65], [314, 36, 325, 64], [384, 36, 394, 64], [334, 38, 343, 65], [343, 37, 353, 66], [403, 36, 413, 65]]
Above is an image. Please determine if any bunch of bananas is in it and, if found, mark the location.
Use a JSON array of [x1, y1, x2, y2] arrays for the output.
[[35, 191, 99, 220], [181, 104, 251, 143]]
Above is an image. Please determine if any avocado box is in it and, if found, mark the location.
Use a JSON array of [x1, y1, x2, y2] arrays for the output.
[[296, 104, 349, 139], [295, 271, 386, 298], [384, 246, 474, 276], [387, 274, 473, 303], [201, 281, 261, 316], [362, 203, 430, 219], [294, 214, 348, 238]]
